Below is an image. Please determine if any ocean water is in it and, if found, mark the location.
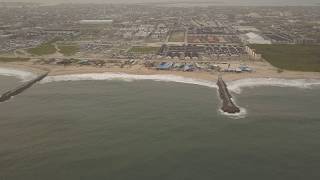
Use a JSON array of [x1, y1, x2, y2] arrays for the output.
[[37, 0, 320, 6], [1, 75, 320, 180], [0, 76, 21, 94]]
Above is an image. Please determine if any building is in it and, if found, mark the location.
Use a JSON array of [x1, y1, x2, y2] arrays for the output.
[[243, 32, 271, 44]]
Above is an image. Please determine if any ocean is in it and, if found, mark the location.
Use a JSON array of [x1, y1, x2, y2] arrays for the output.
[[1, 71, 320, 180], [48, 0, 320, 6]]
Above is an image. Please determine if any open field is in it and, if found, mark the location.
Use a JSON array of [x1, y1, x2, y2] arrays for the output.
[[27, 40, 56, 56], [168, 31, 185, 42], [0, 57, 30, 62], [128, 46, 160, 54], [250, 44, 320, 72], [58, 44, 79, 56]]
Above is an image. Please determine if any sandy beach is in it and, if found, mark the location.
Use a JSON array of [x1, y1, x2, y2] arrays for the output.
[[2, 59, 319, 117], [1, 59, 320, 82]]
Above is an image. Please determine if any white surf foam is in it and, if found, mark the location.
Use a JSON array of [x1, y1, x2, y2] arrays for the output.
[[227, 78, 320, 94], [40, 73, 320, 119], [219, 107, 247, 119], [0, 67, 37, 81], [216, 91, 247, 119], [41, 73, 218, 88], [42, 74, 320, 92]]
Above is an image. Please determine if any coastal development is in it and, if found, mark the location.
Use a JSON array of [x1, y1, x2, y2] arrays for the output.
[[0, 2, 320, 113], [0, 3, 319, 67], [2, 2, 320, 180]]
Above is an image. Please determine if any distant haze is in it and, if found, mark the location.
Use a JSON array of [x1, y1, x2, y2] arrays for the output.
[[1, 0, 319, 6]]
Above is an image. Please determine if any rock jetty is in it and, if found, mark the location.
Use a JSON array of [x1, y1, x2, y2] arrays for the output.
[[0, 72, 48, 102], [217, 76, 240, 114]]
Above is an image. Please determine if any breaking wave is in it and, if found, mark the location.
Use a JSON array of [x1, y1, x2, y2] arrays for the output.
[[2, 68, 320, 118], [227, 78, 320, 94], [41, 73, 218, 88], [41, 73, 320, 93], [0, 67, 37, 81]]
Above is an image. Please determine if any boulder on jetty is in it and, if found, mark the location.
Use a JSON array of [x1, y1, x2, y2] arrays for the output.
[[217, 76, 240, 114]]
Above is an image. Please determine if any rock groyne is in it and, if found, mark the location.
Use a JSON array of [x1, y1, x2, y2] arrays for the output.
[[217, 76, 240, 114], [0, 72, 48, 102]]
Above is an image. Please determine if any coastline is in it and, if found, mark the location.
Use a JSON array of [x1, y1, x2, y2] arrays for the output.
[[1, 61, 320, 118], [1, 60, 320, 82]]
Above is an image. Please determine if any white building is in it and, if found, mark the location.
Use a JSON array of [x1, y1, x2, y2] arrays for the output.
[[244, 32, 271, 44]]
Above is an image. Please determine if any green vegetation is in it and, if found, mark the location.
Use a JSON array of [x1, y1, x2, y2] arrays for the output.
[[58, 44, 79, 56], [15, 51, 25, 56], [128, 46, 160, 54], [168, 31, 185, 42], [0, 57, 30, 62], [27, 38, 79, 56], [27, 40, 57, 56], [249, 44, 320, 72]]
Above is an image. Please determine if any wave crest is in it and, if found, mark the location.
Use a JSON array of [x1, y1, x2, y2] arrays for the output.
[[42, 74, 320, 94], [41, 73, 218, 88], [227, 78, 320, 94], [4, 71, 320, 119]]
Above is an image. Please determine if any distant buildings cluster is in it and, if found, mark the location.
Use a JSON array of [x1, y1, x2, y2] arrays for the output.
[[0, 3, 319, 59]]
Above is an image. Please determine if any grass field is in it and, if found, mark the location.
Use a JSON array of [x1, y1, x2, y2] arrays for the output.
[[58, 45, 79, 56], [27, 41, 56, 56], [0, 57, 30, 62], [168, 31, 185, 42], [249, 44, 320, 72], [128, 46, 160, 54]]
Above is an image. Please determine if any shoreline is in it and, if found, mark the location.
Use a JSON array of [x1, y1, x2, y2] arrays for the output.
[[1, 62, 320, 93], [1, 61, 320, 118], [1, 61, 320, 82]]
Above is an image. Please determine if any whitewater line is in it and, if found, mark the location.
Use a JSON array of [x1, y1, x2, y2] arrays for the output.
[[3, 69, 320, 119], [40, 73, 218, 88], [40, 73, 320, 92], [227, 78, 320, 94], [0, 67, 37, 81], [1, 67, 319, 92]]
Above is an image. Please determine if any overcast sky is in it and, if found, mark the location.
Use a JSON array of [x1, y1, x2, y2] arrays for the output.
[[1, 0, 319, 6]]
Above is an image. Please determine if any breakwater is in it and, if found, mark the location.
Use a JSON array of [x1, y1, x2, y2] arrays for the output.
[[217, 76, 240, 114], [0, 72, 48, 102]]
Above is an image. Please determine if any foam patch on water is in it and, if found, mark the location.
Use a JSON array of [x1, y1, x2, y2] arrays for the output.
[[41, 73, 218, 88], [227, 78, 320, 94], [216, 92, 247, 119], [0, 67, 37, 81], [219, 107, 247, 119]]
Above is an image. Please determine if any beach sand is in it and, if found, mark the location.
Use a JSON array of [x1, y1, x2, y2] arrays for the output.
[[1, 60, 320, 82]]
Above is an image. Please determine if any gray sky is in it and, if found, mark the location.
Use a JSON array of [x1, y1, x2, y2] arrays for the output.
[[1, 0, 319, 6]]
